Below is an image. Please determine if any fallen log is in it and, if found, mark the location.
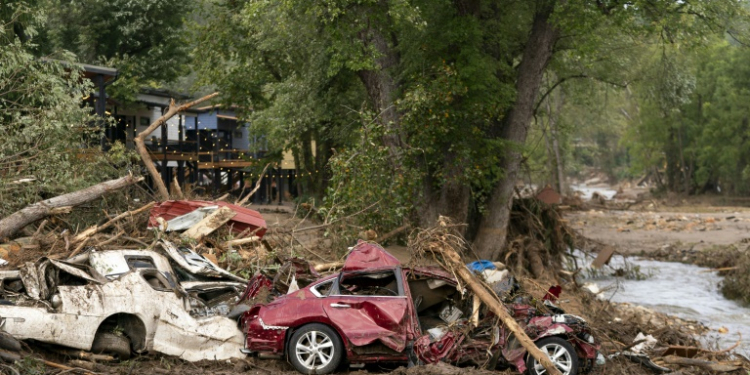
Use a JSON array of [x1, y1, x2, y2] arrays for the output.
[[134, 92, 219, 200], [0, 175, 144, 241]]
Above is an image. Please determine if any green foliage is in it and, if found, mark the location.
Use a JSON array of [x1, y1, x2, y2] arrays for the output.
[[323, 120, 419, 232], [0, 9, 129, 217], [39, 0, 192, 100]]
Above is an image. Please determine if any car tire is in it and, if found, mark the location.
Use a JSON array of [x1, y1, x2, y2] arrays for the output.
[[91, 332, 131, 360], [288, 324, 343, 375], [526, 337, 579, 375]]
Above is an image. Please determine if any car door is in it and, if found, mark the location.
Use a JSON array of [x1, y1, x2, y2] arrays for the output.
[[322, 267, 411, 353]]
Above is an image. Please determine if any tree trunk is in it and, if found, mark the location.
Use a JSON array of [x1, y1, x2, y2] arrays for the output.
[[473, 3, 559, 260], [0, 175, 144, 240], [417, 150, 472, 230], [357, 23, 403, 163], [550, 89, 565, 194]]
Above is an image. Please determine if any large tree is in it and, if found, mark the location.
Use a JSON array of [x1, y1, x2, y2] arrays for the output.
[[198, 0, 742, 259], [37, 0, 192, 99]]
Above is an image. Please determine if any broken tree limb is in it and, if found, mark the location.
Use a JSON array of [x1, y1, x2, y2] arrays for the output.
[[134, 92, 219, 200], [377, 223, 411, 243], [237, 163, 271, 206], [313, 261, 344, 272], [182, 206, 236, 241], [224, 236, 260, 247], [0, 175, 144, 241], [71, 202, 156, 247]]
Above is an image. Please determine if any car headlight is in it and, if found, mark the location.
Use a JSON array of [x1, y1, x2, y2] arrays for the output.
[[585, 333, 595, 344]]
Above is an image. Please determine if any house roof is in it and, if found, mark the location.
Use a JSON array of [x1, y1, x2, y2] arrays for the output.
[[45, 59, 118, 83]]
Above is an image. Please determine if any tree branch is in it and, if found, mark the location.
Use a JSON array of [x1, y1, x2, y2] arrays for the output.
[[134, 92, 219, 200]]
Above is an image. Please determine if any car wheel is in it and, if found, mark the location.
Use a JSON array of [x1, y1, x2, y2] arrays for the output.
[[526, 337, 579, 375], [288, 324, 343, 375], [91, 332, 131, 360]]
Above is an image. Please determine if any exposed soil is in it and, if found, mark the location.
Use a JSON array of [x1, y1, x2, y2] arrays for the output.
[[566, 202, 750, 254]]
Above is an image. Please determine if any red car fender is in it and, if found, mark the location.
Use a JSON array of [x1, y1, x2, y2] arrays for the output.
[[532, 322, 574, 340]]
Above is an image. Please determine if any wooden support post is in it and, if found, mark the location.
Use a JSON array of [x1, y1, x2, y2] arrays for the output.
[[277, 168, 282, 204], [213, 168, 221, 195], [194, 116, 201, 183]]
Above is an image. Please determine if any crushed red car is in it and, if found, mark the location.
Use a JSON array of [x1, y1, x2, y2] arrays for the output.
[[241, 242, 603, 375]]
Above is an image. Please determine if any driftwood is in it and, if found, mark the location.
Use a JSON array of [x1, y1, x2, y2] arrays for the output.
[[0, 349, 19, 363], [0, 175, 144, 241], [448, 254, 563, 375], [134, 92, 219, 200], [182, 206, 236, 241], [377, 223, 411, 243]]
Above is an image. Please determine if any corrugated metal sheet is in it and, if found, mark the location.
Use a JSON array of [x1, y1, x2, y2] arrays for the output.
[[148, 200, 266, 238]]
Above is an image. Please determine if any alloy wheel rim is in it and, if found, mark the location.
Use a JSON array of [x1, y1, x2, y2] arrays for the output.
[[295, 331, 334, 370], [532, 342, 574, 375]]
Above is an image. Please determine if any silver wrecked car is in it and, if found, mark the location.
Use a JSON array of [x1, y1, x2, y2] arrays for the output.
[[0, 240, 247, 361]]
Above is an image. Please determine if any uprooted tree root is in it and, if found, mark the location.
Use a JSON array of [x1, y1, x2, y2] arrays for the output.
[[504, 198, 577, 279]]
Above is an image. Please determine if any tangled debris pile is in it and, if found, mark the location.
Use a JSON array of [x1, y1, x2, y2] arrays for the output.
[[0, 181, 746, 374]]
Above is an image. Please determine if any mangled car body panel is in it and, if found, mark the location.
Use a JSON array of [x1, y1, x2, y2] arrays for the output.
[[243, 241, 601, 374], [0, 241, 247, 361]]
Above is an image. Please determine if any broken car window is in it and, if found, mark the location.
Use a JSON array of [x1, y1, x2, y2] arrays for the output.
[[337, 271, 400, 296], [125, 256, 156, 270], [310, 279, 334, 297]]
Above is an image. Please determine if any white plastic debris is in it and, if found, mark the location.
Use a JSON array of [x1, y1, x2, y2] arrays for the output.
[[482, 269, 509, 284], [630, 332, 658, 354], [427, 327, 446, 340], [287, 275, 299, 294]]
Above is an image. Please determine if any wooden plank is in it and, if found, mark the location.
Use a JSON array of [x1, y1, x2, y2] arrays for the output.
[[182, 207, 236, 241], [591, 245, 616, 268]]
